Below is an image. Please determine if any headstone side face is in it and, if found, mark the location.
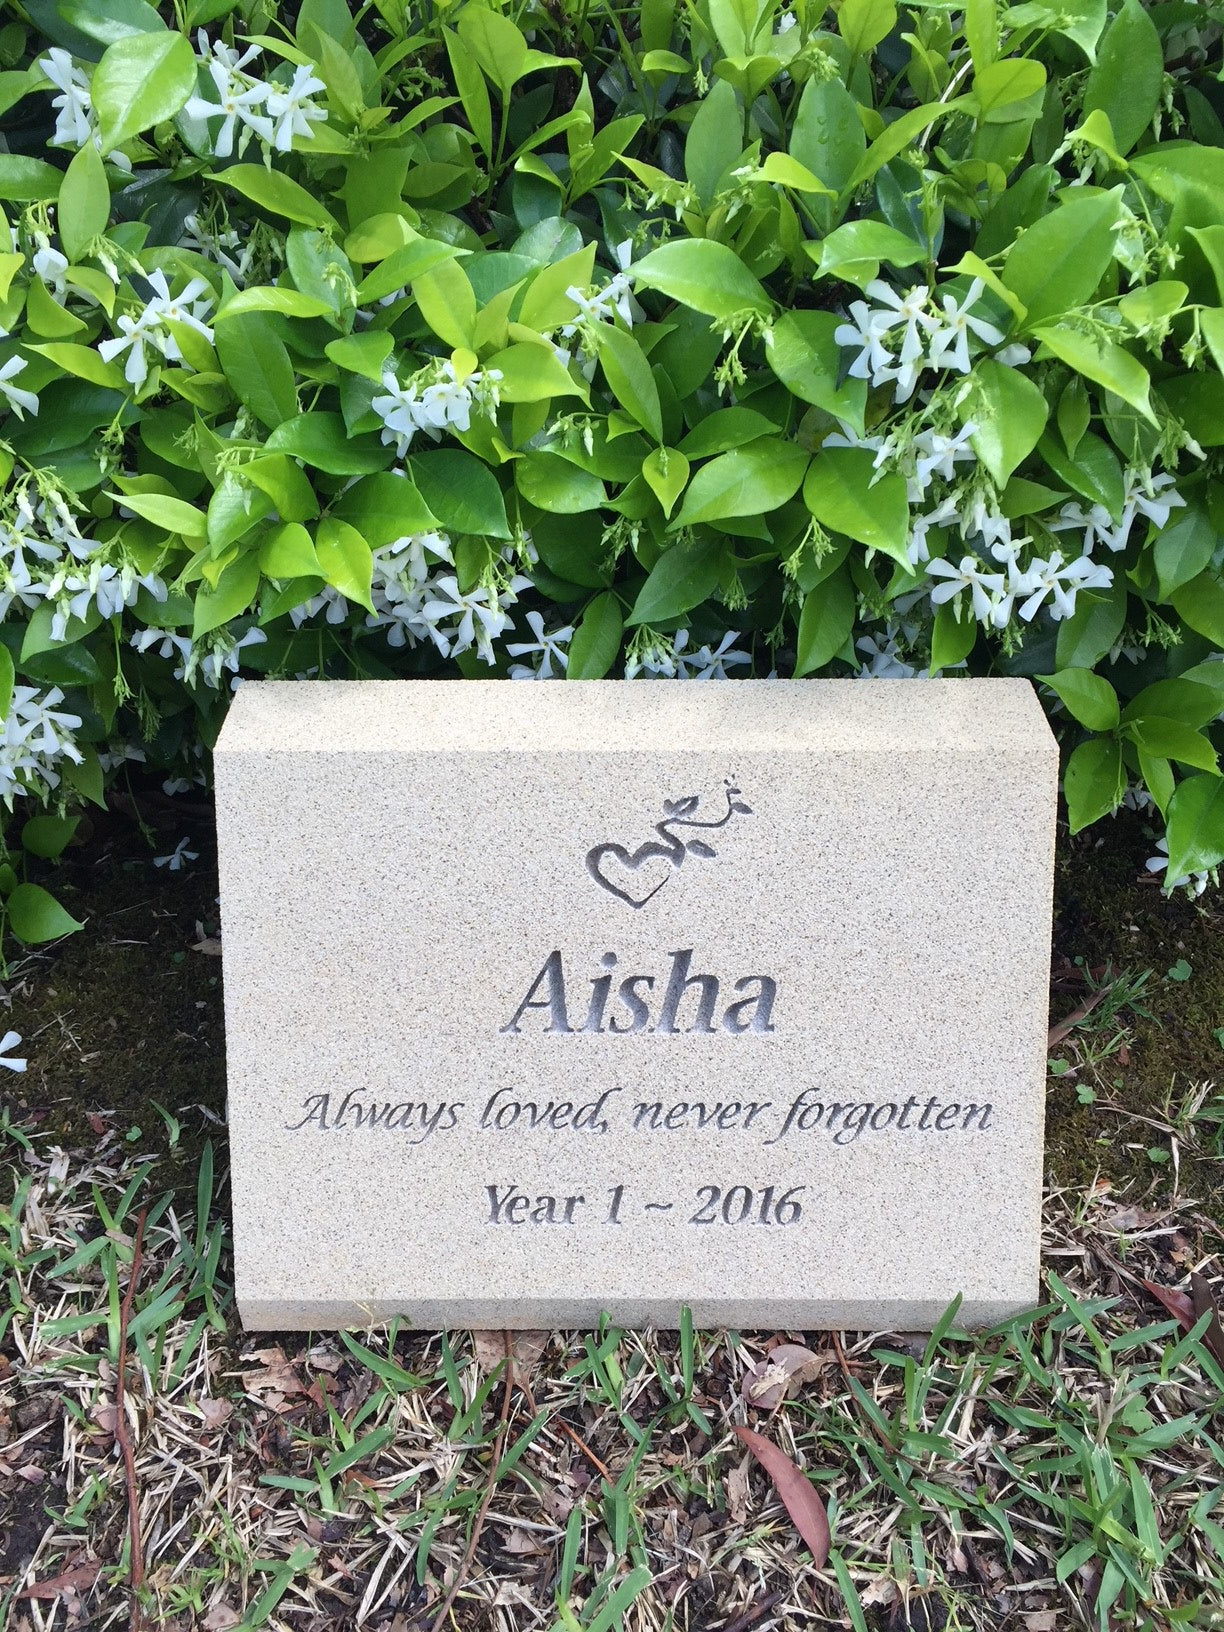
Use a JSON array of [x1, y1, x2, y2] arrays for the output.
[[215, 679, 1058, 1331]]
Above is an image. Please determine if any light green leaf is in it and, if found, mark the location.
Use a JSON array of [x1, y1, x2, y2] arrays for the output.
[[674, 439, 809, 528], [643, 448, 690, 519], [216, 287, 335, 322], [803, 449, 910, 565], [487, 342, 587, 406], [961, 359, 1049, 485], [1055, 580, 1127, 669], [627, 537, 725, 625], [315, 517, 374, 614], [567, 592, 623, 679], [845, 97, 972, 192], [215, 311, 297, 430], [971, 58, 1046, 120], [685, 77, 742, 210], [266, 413, 388, 475], [1038, 667, 1119, 732], [259, 522, 321, 579], [21, 814, 80, 860], [766, 310, 865, 428], [795, 567, 855, 676], [631, 240, 772, 321], [109, 492, 207, 536], [6, 882, 83, 944], [27, 342, 125, 389], [193, 550, 260, 638], [444, 26, 492, 157], [965, 0, 998, 69], [809, 220, 926, 289], [58, 139, 109, 262], [1032, 324, 1155, 424], [595, 326, 663, 444], [0, 155, 65, 201], [517, 453, 607, 513], [1083, 0, 1164, 156], [1064, 737, 1124, 833], [324, 331, 394, 383], [1003, 191, 1121, 327], [838, 0, 897, 55], [1171, 572, 1224, 645], [1126, 716, 1218, 774], [92, 30, 195, 150], [790, 76, 865, 198], [209, 165, 339, 229], [354, 240, 458, 304]]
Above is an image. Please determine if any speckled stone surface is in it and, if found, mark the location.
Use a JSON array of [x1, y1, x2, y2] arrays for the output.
[[215, 679, 1057, 1332]]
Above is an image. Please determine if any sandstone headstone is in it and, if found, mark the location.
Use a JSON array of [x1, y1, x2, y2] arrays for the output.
[[214, 678, 1057, 1331]]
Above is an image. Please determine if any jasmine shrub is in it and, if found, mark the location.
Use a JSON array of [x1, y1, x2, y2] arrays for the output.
[[1, 0, 1223, 944]]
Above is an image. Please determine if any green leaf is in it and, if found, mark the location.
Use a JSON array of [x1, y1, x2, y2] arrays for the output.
[[803, 449, 910, 566], [111, 492, 207, 536], [517, 453, 607, 513], [1003, 191, 1121, 327], [209, 165, 339, 230], [332, 473, 440, 546], [1171, 572, 1224, 645], [324, 331, 394, 383], [674, 439, 809, 528], [1154, 507, 1215, 600], [1032, 324, 1155, 424], [1064, 737, 1124, 833], [962, 360, 1049, 485], [444, 26, 493, 157], [809, 220, 926, 289], [631, 240, 772, 322], [965, 0, 998, 70], [27, 342, 125, 389], [627, 537, 725, 625], [316, 517, 374, 614], [1165, 775, 1224, 882], [193, 551, 260, 638], [595, 326, 663, 444], [92, 30, 195, 150], [567, 592, 623, 679], [838, 0, 897, 55], [845, 97, 972, 192], [0, 155, 64, 202], [1039, 431, 1124, 517], [795, 567, 855, 676], [58, 139, 109, 262], [1083, 0, 1163, 157], [790, 76, 865, 198], [930, 600, 977, 674], [766, 311, 865, 428], [22, 814, 80, 860], [215, 311, 297, 430], [1126, 716, 1218, 774], [0, 645, 12, 719], [1123, 678, 1224, 730], [1038, 667, 1119, 732], [1055, 581, 1126, 668], [411, 449, 511, 539], [685, 77, 742, 210], [6, 882, 83, 945], [354, 240, 458, 304], [266, 413, 388, 475]]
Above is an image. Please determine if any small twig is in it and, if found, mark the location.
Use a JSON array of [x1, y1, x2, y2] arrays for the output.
[[1047, 985, 1107, 1049], [720, 1588, 785, 1632], [516, 1369, 614, 1484], [429, 1330, 515, 1631], [115, 1209, 147, 1632]]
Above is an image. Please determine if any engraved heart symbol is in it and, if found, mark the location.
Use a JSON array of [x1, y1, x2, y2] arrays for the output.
[[586, 843, 674, 909]]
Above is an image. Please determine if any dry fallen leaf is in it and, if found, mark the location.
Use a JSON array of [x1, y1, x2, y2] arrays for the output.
[[1023, 1613, 1058, 1631], [733, 1425, 831, 1566], [725, 1451, 751, 1525], [742, 1343, 826, 1411], [202, 1603, 242, 1631], [242, 1346, 307, 1403], [1190, 1272, 1224, 1368], [1104, 1205, 1157, 1233], [192, 936, 223, 956], [20, 1560, 101, 1600], [1143, 1279, 1195, 1332], [472, 1329, 548, 1377], [197, 1397, 234, 1430]]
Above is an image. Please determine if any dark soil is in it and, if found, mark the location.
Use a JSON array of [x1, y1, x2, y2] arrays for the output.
[[2, 789, 1222, 1212]]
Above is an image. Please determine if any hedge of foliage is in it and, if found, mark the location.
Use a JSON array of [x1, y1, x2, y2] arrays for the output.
[[1, 0, 1223, 942]]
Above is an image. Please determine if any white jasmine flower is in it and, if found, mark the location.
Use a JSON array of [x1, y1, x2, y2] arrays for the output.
[[927, 554, 1005, 625], [39, 48, 92, 148], [0, 357, 39, 419], [33, 240, 70, 302], [833, 301, 898, 387], [98, 270, 215, 388], [420, 574, 523, 664], [184, 41, 273, 159], [856, 631, 919, 679], [265, 63, 328, 151], [288, 586, 349, 628], [508, 610, 574, 678], [1105, 469, 1187, 555], [914, 424, 977, 487], [0, 684, 84, 805], [678, 629, 752, 679], [926, 279, 1006, 373], [1016, 551, 1113, 622], [0, 1030, 27, 1073], [906, 494, 962, 568], [1049, 500, 1117, 556], [154, 837, 199, 871]]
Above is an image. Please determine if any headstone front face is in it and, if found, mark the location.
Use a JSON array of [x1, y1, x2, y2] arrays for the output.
[[215, 679, 1057, 1331]]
